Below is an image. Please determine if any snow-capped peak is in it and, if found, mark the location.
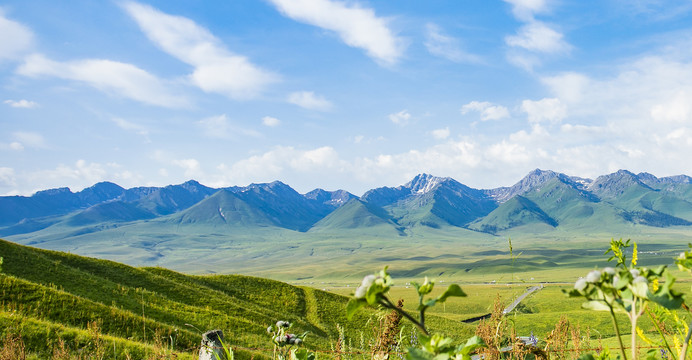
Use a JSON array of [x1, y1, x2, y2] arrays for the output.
[[405, 174, 449, 194]]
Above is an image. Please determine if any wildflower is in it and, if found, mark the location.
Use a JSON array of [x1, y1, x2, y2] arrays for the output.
[[574, 278, 588, 291], [267, 326, 273, 333], [603, 267, 616, 276], [529, 332, 538, 346], [275, 335, 287, 344], [276, 321, 290, 328], [355, 274, 377, 299], [294, 338, 303, 346], [630, 269, 640, 277], [633, 276, 648, 284], [586, 270, 601, 283]]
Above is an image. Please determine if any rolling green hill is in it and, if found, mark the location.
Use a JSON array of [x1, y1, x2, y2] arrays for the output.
[[309, 199, 405, 235], [468, 195, 557, 233], [0, 239, 472, 359]]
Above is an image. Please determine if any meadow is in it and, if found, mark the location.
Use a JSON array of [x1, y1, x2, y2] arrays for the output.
[[1, 236, 691, 359]]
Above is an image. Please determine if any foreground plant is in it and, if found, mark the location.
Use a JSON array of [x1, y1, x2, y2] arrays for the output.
[[267, 320, 313, 360], [566, 239, 684, 360], [347, 267, 485, 360]]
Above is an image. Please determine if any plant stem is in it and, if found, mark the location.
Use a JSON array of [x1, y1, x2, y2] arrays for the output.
[[608, 306, 628, 360], [631, 308, 637, 360], [645, 308, 676, 360], [682, 321, 692, 360], [379, 297, 429, 336]]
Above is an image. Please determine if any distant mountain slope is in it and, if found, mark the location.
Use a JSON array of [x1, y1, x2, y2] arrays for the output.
[[165, 189, 275, 227], [0, 182, 126, 226], [66, 201, 157, 226], [231, 181, 334, 231], [304, 188, 357, 207], [365, 174, 497, 228], [469, 195, 557, 233], [309, 198, 404, 235]]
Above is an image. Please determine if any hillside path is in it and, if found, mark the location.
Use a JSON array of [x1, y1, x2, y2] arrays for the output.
[[502, 284, 543, 314]]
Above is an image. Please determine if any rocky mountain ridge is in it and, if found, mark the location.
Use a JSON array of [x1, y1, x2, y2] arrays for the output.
[[3, 169, 692, 237]]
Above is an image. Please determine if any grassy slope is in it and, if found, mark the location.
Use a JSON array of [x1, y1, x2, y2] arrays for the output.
[[0, 239, 470, 359]]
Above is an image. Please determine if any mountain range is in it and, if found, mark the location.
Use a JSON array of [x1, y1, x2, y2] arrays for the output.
[[4, 169, 692, 238]]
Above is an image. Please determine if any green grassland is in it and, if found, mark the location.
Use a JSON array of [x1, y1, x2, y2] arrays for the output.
[[8, 212, 692, 284], [0, 238, 475, 359], [3, 222, 692, 358]]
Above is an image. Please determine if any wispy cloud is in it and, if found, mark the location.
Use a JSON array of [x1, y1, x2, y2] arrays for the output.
[[424, 23, 480, 63], [502, 0, 571, 71], [197, 114, 261, 139], [121, 1, 278, 99], [9, 131, 46, 150], [431, 127, 450, 140], [262, 116, 281, 127], [112, 117, 149, 137], [503, 0, 550, 21], [505, 21, 571, 54], [460, 101, 510, 121], [287, 91, 332, 111], [521, 98, 566, 123], [0, 167, 16, 188], [4, 99, 38, 108], [0, 9, 33, 61], [388, 109, 411, 125], [268, 0, 404, 65], [17, 54, 188, 108]]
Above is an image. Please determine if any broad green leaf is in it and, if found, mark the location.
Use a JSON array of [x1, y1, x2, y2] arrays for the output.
[[346, 298, 367, 319], [458, 336, 485, 356], [437, 284, 467, 303], [647, 287, 684, 310], [631, 281, 649, 299], [582, 300, 613, 312], [406, 347, 434, 360]]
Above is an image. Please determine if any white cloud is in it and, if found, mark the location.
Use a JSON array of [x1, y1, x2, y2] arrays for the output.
[[173, 158, 202, 178], [112, 117, 149, 136], [388, 109, 411, 125], [17, 54, 188, 108], [262, 116, 281, 127], [505, 21, 571, 54], [460, 101, 510, 121], [503, 0, 549, 21], [650, 90, 692, 123], [521, 98, 566, 124], [502, 1, 570, 71], [540, 72, 590, 103], [0, 167, 16, 187], [12, 131, 46, 149], [0, 10, 33, 61], [541, 55, 692, 123], [32, 160, 108, 186], [290, 146, 340, 171], [268, 0, 404, 65], [424, 23, 479, 63], [4, 99, 38, 108], [197, 114, 262, 139], [212, 145, 345, 188], [287, 91, 332, 111], [431, 127, 450, 140], [121, 1, 277, 99]]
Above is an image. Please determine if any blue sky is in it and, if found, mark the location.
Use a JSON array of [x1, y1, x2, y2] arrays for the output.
[[3, 0, 692, 196]]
